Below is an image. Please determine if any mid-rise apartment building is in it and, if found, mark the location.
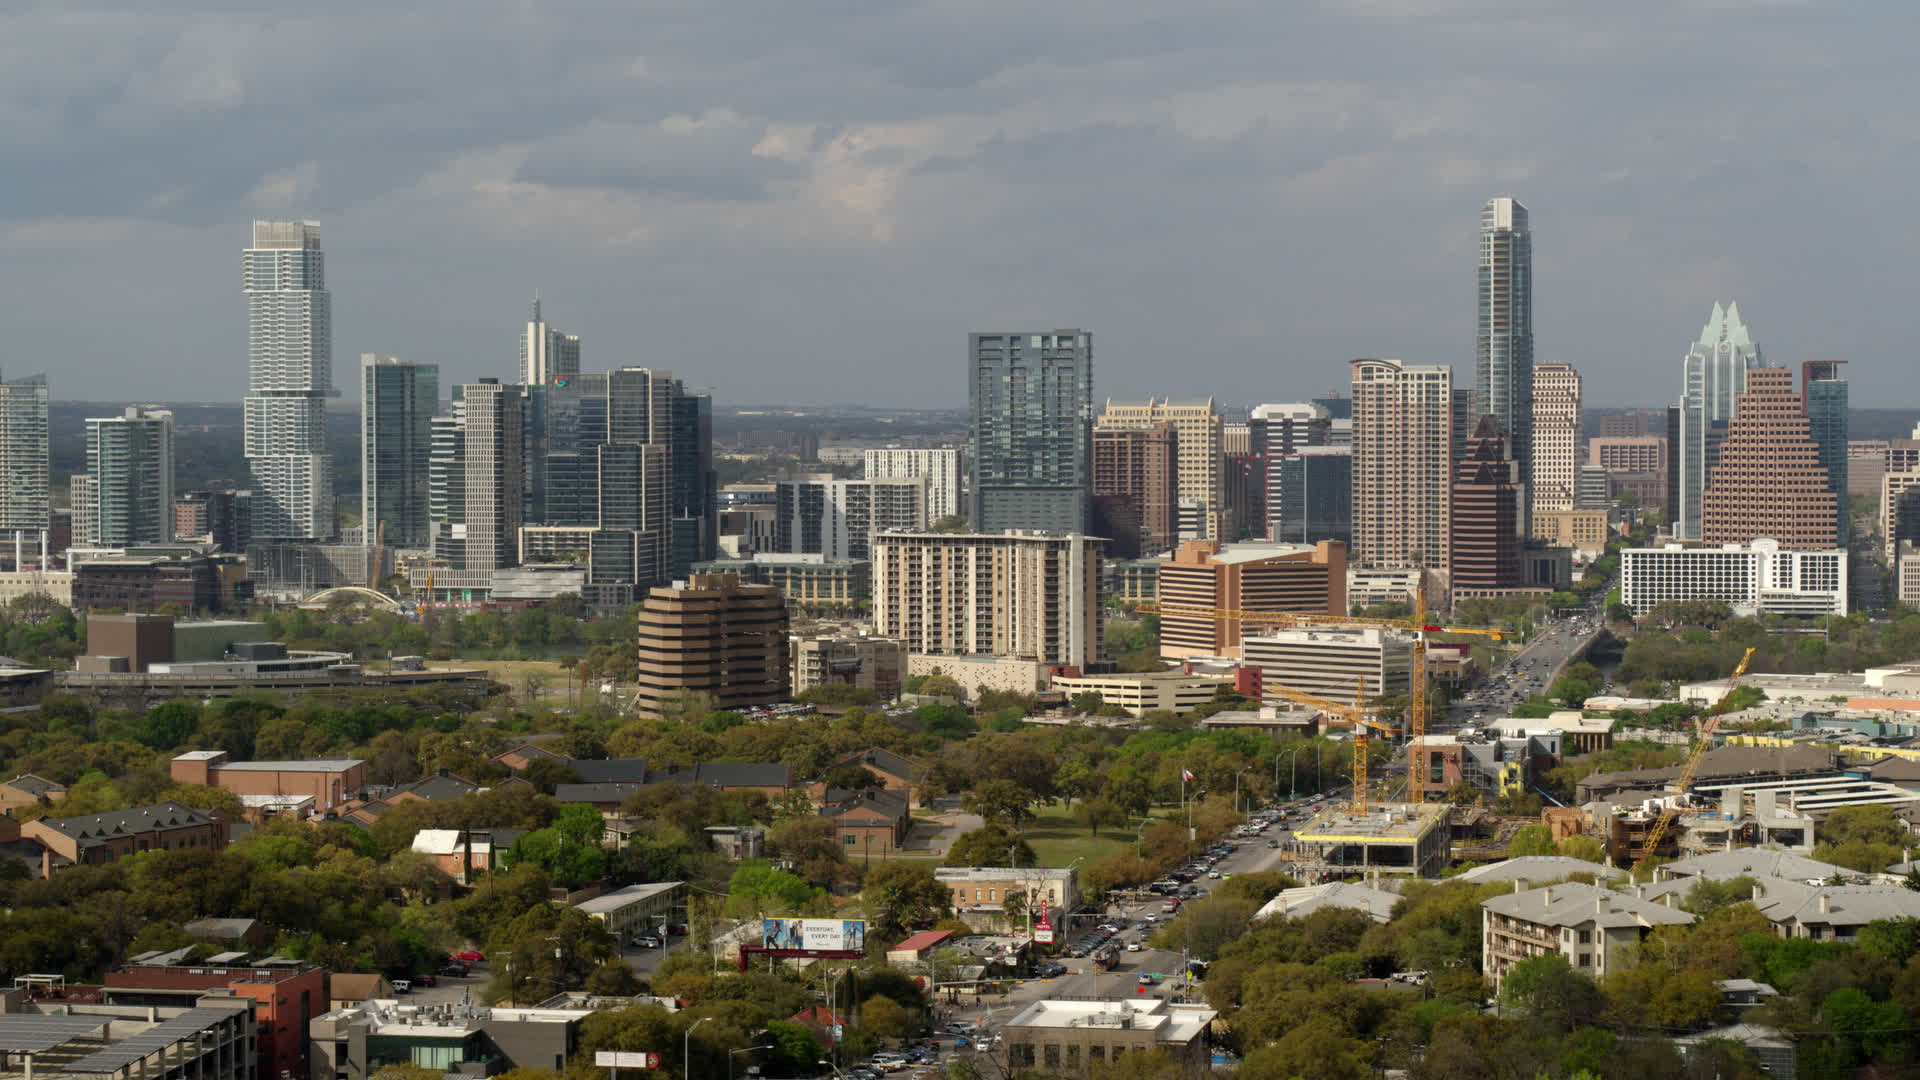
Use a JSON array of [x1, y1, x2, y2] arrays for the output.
[[863, 447, 962, 521], [1351, 358, 1453, 572], [76, 406, 175, 547], [774, 476, 926, 560], [871, 531, 1102, 667], [1620, 540, 1848, 617], [1155, 539, 1346, 660], [1532, 362, 1581, 514], [632, 572, 789, 716], [1700, 367, 1837, 548], [1589, 436, 1667, 474], [1482, 882, 1694, 989]]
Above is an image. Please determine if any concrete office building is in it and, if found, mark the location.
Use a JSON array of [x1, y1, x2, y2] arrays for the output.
[[1240, 626, 1412, 705], [361, 355, 439, 549], [1590, 436, 1667, 474], [243, 221, 334, 541], [1884, 469, 1920, 565], [76, 406, 175, 547], [0, 372, 50, 558], [790, 633, 905, 699], [1600, 412, 1652, 437], [1351, 358, 1453, 573], [1803, 360, 1849, 541], [1701, 368, 1838, 549], [1620, 540, 1847, 617], [1532, 362, 1580, 515], [519, 298, 580, 387], [1675, 302, 1764, 539], [1451, 416, 1524, 593], [1098, 397, 1227, 540], [1476, 196, 1535, 533], [1156, 539, 1346, 660], [773, 476, 927, 560], [863, 447, 962, 521], [429, 380, 526, 572], [1531, 509, 1612, 555], [1090, 423, 1177, 558], [968, 331, 1092, 534], [872, 531, 1102, 668], [1003, 1000, 1218, 1074], [632, 572, 789, 716]]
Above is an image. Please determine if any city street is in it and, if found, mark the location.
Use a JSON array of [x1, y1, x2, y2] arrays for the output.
[[1442, 600, 1606, 731]]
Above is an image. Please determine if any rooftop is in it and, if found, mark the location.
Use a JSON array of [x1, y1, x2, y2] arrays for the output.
[[1454, 856, 1626, 887], [31, 803, 214, 842], [207, 758, 364, 772], [573, 882, 683, 913], [1254, 881, 1402, 923], [1483, 881, 1696, 931], [1004, 999, 1217, 1045], [934, 866, 1075, 882], [1658, 848, 1859, 883], [1294, 803, 1448, 843]]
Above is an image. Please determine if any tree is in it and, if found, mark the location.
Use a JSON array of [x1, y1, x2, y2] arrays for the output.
[[518, 758, 582, 795], [959, 779, 1039, 827], [768, 816, 852, 886], [821, 763, 884, 792], [1497, 954, 1602, 1033], [553, 803, 605, 847], [725, 860, 819, 916], [1241, 1025, 1369, 1080], [585, 959, 643, 995], [861, 862, 951, 936], [859, 993, 910, 1041], [139, 701, 202, 750], [1555, 834, 1606, 864], [1506, 825, 1555, 858], [942, 823, 1036, 867], [760, 1019, 822, 1073], [1069, 691, 1105, 716], [1075, 797, 1124, 836]]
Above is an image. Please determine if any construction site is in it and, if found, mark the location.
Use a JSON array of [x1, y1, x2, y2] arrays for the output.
[[1289, 801, 1453, 881]]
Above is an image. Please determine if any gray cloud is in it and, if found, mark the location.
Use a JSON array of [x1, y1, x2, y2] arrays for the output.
[[0, 0, 1915, 409]]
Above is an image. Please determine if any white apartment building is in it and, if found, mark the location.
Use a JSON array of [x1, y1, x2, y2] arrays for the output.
[[244, 221, 335, 541], [864, 448, 963, 521], [1481, 882, 1694, 989], [1620, 539, 1847, 617], [1532, 363, 1582, 515], [872, 531, 1102, 667], [1240, 625, 1412, 706], [1351, 359, 1452, 572]]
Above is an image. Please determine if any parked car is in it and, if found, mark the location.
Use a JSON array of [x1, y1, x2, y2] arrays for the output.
[[412, 974, 436, 987], [391, 979, 412, 994], [454, 951, 485, 963], [438, 965, 469, 977], [633, 934, 663, 949], [665, 923, 688, 936], [869, 1052, 909, 1071], [1126, 940, 1142, 952]]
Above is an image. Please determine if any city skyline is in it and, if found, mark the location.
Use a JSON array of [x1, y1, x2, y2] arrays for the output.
[[9, 9, 1920, 410]]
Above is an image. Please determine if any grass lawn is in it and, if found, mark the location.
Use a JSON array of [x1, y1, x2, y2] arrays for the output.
[[1022, 801, 1172, 867], [429, 659, 579, 700]]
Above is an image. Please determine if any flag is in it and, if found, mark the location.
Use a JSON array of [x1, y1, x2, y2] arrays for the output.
[[1181, 769, 1194, 783]]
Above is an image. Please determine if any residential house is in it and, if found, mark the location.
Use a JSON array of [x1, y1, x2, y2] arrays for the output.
[[1454, 856, 1626, 889], [493, 742, 574, 772], [0, 773, 66, 814], [823, 787, 911, 856], [21, 802, 225, 875], [384, 769, 484, 805], [790, 1005, 849, 1051], [1654, 848, 1857, 885], [816, 747, 924, 807], [1480, 882, 1695, 989], [410, 827, 529, 883], [1675, 1024, 1798, 1080], [327, 973, 393, 1011]]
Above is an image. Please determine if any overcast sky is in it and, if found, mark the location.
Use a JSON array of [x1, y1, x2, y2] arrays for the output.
[[5, 2, 1913, 410]]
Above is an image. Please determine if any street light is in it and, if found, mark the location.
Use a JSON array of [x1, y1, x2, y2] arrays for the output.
[[1276, 746, 1303, 801], [685, 1016, 712, 1080], [727, 1047, 756, 1080], [1234, 769, 1251, 814]]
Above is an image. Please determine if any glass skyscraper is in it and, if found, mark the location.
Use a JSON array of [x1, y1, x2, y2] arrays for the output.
[[1675, 302, 1764, 539], [244, 221, 335, 540], [1475, 196, 1534, 532], [79, 406, 174, 547], [0, 373, 48, 543], [1803, 361, 1849, 541], [361, 355, 439, 549], [968, 330, 1093, 534]]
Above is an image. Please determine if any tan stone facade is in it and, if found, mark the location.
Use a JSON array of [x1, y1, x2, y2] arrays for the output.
[[1156, 539, 1346, 660], [1351, 358, 1453, 572], [1532, 362, 1581, 514], [633, 572, 789, 716], [873, 532, 1102, 667]]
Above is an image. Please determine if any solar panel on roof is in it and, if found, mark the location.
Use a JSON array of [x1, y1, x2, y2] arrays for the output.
[[64, 1009, 236, 1074], [0, 1014, 112, 1053]]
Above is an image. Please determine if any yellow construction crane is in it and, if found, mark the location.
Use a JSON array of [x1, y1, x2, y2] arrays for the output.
[[1263, 677, 1399, 813], [1142, 582, 1504, 802], [1631, 646, 1757, 865]]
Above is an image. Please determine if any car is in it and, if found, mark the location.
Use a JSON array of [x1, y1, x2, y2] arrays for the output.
[[391, 979, 412, 994], [412, 973, 436, 987], [633, 935, 663, 949], [438, 964, 469, 977], [1126, 940, 1142, 952], [1207, 870, 1222, 879], [665, 923, 688, 936], [454, 951, 484, 963], [870, 1052, 909, 1071], [1034, 962, 1067, 978], [1137, 973, 1161, 985]]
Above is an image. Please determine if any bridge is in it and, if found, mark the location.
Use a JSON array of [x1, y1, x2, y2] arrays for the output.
[[298, 586, 408, 612]]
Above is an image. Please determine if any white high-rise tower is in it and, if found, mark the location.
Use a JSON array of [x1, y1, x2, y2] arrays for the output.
[[244, 221, 335, 540], [521, 298, 581, 387]]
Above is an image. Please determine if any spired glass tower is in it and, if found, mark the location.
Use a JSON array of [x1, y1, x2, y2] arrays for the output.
[[1475, 197, 1534, 532], [244, 221, 336, 540], [1674, 302, 1764, 539]]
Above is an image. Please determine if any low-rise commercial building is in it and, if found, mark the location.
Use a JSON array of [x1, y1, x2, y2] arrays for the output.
[[1195, 705, 1320, 738], [789, 633, 904, 699], [573, 881, 685, 940], [936, 867, 1080, 929], [1481, 882, 1695, 989], [171, 750, 367, 813], [310, 999, 593, 1080], [103, 958, 326, 1080], [1003, 1000, 1218, 1073], [1045, 670, 1227, 716], [822, 787, 911, 856], [0, 998, 256, 1080]]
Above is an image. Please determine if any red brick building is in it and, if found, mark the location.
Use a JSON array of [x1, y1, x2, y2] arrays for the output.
[[20, 802, 225, 875], [103, 961, 326, 1080]]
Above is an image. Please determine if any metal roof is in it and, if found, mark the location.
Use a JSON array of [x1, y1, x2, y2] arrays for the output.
[[64, 1008, 238, 1074], [0, 1014, 111, 1054]]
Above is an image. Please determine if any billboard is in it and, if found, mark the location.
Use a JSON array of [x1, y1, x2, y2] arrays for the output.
[[594, 1053, 660, 1069], [762, 918, 866, 953]]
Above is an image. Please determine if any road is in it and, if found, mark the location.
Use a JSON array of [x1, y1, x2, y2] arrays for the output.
[[1440, 598, 1607, 732]]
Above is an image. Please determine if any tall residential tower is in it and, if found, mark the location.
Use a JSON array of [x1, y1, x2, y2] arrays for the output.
[[76, 406, 175, 547], [0, 373, 48, 557], [361, 355, 440, 550], [243, 221, 335, 541], [968, 331, 1092, 534], [1351, 358, 1453, 572], [1475, 197, 1534, 530], [1531, 362, 1581, 516]]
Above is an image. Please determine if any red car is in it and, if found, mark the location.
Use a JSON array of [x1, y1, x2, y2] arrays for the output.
[[454, 951, 485, 963]]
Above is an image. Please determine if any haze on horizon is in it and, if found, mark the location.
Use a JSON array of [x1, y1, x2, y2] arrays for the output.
[[3, 2, 1913, 410]]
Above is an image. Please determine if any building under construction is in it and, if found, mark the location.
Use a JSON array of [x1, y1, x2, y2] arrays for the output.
[[1290, 802, 1452, 881]]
